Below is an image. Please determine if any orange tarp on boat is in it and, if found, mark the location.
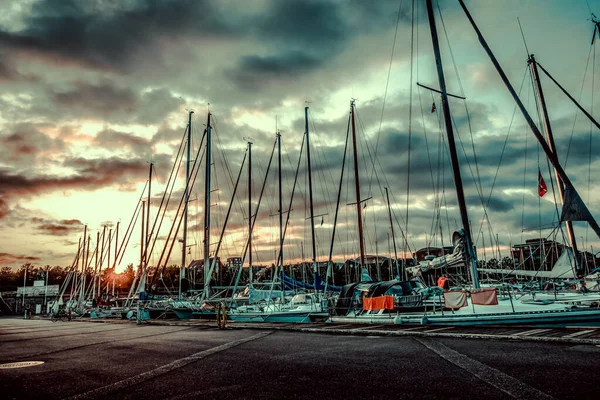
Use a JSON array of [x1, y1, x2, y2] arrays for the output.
[[470, 288, 499, 306], [363, 296, 395, 311]]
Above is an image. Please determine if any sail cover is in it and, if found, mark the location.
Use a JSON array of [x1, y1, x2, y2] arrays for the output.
[[410, 231, 468, 274]]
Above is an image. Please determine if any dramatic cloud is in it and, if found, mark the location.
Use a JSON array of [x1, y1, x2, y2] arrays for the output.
[[0, 253, 41, 264], [34, 217, 83, 236]]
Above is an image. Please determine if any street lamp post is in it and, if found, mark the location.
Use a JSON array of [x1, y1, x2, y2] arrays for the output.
[[22, 265, 27, 318], [44, 267, 49, 313]]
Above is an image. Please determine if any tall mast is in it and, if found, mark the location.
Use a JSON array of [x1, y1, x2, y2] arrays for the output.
[[277, 131, 283, 271], [426, 0, 480, 288], [248, 140, 253, 283], [385, 187, 400, 279], [114, 221, 119, 268], [94, 231, 99, 297], [82, 224, 88, 273], [203, 112, 212, 289], [529, 54, 580, 270], [108, 228, 112, 271], [147, 163, 152, 248], [100, 225, 106, 275], [140, 202, 145, 270], [305, 106, 318, 282], [142, 163, 153, 268], [350, 100, 367, 270], [180, 111, 193, 299]]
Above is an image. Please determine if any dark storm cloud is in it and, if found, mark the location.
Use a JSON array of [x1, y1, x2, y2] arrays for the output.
[[0, 123, 65, 167], [0, 198, 9, 219], [51, 81, 137, 118], [0, 0, 239, 72], [466, 195, 515, 212], [0, 157, 149, 219], [229, 52, 322, 91], [63, 157, 149, 181], [33, 217, 83, 236], [47, 81, 184, 124], [94, 129, 150, 151], [228, 0, 405, 91], [0, 252, 41, 264], [0, 58, 18, 81]]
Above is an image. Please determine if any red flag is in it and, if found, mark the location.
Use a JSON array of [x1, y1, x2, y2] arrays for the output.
[[431, 102, 436, 113], [538, 170, 547, 197]]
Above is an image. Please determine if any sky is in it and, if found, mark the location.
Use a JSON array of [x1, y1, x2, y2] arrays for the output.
[[1, 0, 600, 272]]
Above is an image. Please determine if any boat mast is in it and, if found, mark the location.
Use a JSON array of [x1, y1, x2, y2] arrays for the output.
[[94, 231, 99, 297], [326, 114, 351, 290], [529, 54, 580, 270], [277, 130, 283, 273], [146, 163, 152, 253], [385, 187, 400, 279], [203, 112, 212, 290], [305, 106, 319, 286], [426, 0, 480, 288], [350, 101, 367, 273], [458, 0, 600, 273], [180, 111, 193, 299], [248, 140, 253, 283], [114, 221, 119, 269], [141, 201, 145, 271]]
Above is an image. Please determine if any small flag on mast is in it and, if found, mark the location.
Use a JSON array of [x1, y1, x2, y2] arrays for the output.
[[538, 169, 548, 197], [431, 102, 436, 113]]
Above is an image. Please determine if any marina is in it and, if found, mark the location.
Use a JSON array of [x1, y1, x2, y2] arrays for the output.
[[2, 0, 600, 398]]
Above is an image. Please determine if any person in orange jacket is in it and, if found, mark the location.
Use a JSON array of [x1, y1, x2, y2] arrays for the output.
[[437, 275, 450, 290]]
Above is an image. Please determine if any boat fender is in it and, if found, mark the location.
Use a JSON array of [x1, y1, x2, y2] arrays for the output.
[[421, 317, 429, 325]]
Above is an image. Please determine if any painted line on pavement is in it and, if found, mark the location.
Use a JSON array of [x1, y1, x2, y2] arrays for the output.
[[7, 327, 195, 362], [351, 325, 387, 330], [398, 326, 427, 331], [512, 329, 552, 337], [64, 331, 273, 400], [415, 337, 555, 400], [423, 326, 455, 333], [562, 330, 595, 338]]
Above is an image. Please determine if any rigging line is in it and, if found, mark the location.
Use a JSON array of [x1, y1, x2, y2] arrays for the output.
[[474, 67, 528, 246], [307, 110, 337, 217], [416, 0, 439, 245], [369, 0, 405, 197], [353, 105, 415, 253], [405, 0, 415, 259], [143, 124, 188, 266], [145, 143, 184, 267], [517, 17, 530, 57], [527, 57, 549, 258], [327, 114, 351, 266], [521, 76, 531, 244], [155, 131, 207, 287], [565, 44, 594, 167], [437, 0, 485, 206], [150, 128, 207, 285], [586, 42, 596, 245]]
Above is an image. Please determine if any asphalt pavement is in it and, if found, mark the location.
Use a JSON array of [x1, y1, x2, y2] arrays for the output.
[[1, 317, 598, 399]]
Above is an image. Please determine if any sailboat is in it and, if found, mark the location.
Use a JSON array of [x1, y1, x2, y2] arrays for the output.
[[329, 0, 600, 327]]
